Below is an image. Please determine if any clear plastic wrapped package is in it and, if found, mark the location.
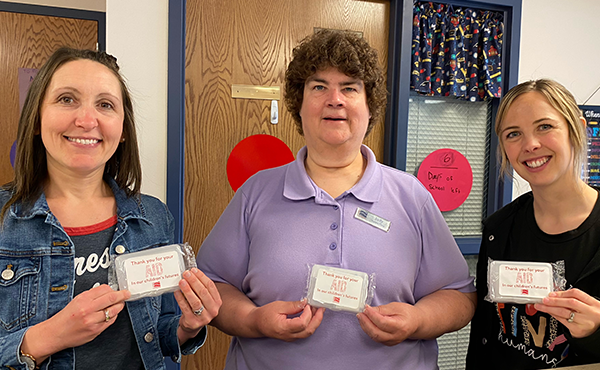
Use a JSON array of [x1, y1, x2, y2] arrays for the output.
[[485, 259, 566, 304], [304, 264, 375, 313], [108, 243, 197, 301]]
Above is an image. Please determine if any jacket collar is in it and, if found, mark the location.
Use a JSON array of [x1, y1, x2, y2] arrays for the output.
[[10, 178, 147, 222], [283, 144, 382, 203]]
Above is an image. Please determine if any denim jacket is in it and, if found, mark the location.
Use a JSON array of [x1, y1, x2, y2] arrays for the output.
[[0, 179, 206, 370]]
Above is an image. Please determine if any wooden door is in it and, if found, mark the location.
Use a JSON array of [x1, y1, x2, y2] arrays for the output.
[[0, 10, 98, 186], [184, 1, 389, 369]]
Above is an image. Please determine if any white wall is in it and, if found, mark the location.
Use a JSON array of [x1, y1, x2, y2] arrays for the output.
[[9, 0, 600, 203], [513, 0, 600, 198], [106, 0, 169, 202]]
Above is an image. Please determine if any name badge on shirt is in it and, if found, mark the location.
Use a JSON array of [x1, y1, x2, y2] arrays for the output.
[[354, 207, 390, 232]]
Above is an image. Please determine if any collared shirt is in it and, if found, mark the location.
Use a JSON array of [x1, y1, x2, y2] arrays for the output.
[[197, 145, 475, 370], [0, 179, 206, 370]]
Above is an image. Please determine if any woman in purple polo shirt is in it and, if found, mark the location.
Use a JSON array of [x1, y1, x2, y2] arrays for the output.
[[197, 29, 476, 370]]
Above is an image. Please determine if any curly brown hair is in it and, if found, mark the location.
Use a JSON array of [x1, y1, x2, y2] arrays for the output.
[[284, 29, 387, 136]]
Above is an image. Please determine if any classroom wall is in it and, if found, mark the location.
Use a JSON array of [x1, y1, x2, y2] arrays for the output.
[[512, 0, 600, 197], [113, 0, 600, 204], [4, 0, 168, 202], [8, 0, 600, 203], [105, 0, 169, 202]]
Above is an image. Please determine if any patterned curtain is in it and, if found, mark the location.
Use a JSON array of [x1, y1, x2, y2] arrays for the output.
[[411, 2, 503, 101]]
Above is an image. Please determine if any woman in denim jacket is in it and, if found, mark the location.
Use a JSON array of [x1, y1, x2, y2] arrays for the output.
[[0, 48, 221, 369]]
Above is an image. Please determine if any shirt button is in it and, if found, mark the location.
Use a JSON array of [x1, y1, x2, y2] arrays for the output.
[[488, 235, 494, 241], [115, 245, 126, 254], [144, 332, 154, 343], [330, 223, 338, 230], [482, 338, 487, 345], [329, 242, 337, 250], [1, 268, 14, 280], [333, 205, 339, 211]]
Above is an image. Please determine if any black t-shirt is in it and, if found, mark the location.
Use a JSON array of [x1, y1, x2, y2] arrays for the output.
[[67, 216, 144, 370], [491, 190, 600, 369]]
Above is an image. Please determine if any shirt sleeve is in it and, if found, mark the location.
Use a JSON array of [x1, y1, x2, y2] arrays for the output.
[[158, 292, 207, 362], [568, 327, 600, 362], [196, 188, 251, 292], [0, 327, 30, 369], [413, 195, 475, 300]]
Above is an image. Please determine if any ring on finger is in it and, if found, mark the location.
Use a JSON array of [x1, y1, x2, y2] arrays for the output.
[[193, 306, 204, 316], [567, 311, 575, 323], [104, 308, 111, 322]]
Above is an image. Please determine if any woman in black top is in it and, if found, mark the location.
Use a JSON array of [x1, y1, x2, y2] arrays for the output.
[[467, 79, 600, 369]]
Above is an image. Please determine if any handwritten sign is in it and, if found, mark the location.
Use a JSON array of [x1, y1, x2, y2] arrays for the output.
[[417, 148, 472, 212]]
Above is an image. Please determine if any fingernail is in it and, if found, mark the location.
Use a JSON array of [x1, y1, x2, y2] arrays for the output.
[[183, 271, 191, 278], [191, 267, 199, 274]]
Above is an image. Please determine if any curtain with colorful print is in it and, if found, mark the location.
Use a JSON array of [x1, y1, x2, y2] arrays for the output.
[[411, 2, 503, 101]]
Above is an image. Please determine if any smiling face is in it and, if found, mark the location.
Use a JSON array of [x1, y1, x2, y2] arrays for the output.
[[299, 67, 370, 154], [499, 91, 575, 190], [40, 59, 124, 178]]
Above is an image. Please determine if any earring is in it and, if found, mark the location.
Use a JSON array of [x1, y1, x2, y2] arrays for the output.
[[120, 137, 125, 143]]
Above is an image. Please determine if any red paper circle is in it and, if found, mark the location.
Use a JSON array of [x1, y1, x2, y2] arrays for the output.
[[226, 134, 295, 191], [416, 149, 473, 212]]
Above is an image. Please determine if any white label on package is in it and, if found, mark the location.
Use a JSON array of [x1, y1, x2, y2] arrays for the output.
[[311, 266, 365, 311], [123, 250, 182, 295], [498, 262, 552, 299]]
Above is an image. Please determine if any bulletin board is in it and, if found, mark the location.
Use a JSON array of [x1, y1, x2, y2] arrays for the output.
[[581, 105, 600, 186]]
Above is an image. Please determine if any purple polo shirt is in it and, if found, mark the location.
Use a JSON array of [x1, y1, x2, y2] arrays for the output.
[[197, 145, 475, 370]]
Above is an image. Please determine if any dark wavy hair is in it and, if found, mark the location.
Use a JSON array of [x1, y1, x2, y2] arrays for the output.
[[1, 47, 141, 220], [284, 29, 387, 136]]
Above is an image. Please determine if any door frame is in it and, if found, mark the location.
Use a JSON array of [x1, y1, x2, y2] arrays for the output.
[[0, 1, 105, 50], [167, 0, 186, 244]]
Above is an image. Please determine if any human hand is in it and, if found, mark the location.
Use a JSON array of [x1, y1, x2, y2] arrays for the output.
[[535, 289, 600, 338], [248, 299, 325, 342], [53, 284, 129, 347], [175, 268, 222, 343], [356, 302, 421, 346], [24, 284, 130, 359]]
